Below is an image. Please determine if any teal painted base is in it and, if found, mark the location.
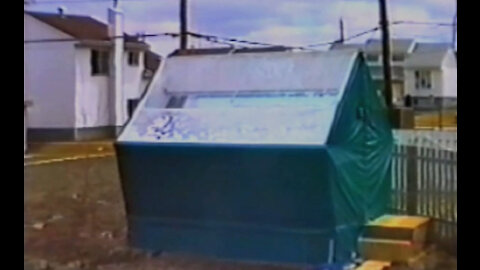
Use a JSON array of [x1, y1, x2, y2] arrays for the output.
[[115, 142, 357, 265], [129, 216, 332, 264]]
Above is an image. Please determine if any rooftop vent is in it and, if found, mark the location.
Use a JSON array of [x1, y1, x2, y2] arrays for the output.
[[57, 6, 67, 18]]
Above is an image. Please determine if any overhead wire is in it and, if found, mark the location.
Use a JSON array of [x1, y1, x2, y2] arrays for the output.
[[24, 20, 453, 49]]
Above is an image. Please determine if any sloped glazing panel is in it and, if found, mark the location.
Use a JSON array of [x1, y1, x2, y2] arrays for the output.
[[182, 90, 341, 109]]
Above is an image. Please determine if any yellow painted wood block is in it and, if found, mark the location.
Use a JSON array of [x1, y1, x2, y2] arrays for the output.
[[356, 260, 391, 270], [359, 238, 421, 262], [368, 215, 430, 228], [364, 215, 430, 247]]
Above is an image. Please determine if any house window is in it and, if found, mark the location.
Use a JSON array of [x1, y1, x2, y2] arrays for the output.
[[414, 70, 432, 90], [91, 50, 109, 76], [128, 51, 140, 66], [392, 54, 405, 62], [366, 54, 379, 62]]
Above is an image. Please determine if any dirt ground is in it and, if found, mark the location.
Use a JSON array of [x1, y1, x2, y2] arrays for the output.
[[24, 148, 457, 270], [24, 155, 306, 270]]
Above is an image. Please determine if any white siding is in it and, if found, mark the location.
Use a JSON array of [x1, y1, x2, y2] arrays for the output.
[[404, 68, 443, 98], [123, 51, 145, 100], [25, 13, 154, 132], [74, 48, 111, 128], [404, 50, 456, 99], [442, 51, 457, 98], [74, 48, 146, 128], [24, 14, 76, 128]]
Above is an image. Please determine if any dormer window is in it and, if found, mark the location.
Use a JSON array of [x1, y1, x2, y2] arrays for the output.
[[414, 70, 432, 90], [392, 54, 405, 62], [366, 54, 379, 62]]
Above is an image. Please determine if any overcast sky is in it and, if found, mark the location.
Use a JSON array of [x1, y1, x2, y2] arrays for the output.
[[26, 0, 457, 56]]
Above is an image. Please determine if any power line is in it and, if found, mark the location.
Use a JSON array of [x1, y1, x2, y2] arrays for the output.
[[189, 26, 383, 50], [24, 32, 179, 44], [21, 26, 385, 51], [391, 20, 456, 27], [186, 32, 309, 50], [194, 35, 237, 48], [188, 27, 381, 50], [24, 22, 450, 49], [306, 26, 380, 47], [30, 0, 148, 4]]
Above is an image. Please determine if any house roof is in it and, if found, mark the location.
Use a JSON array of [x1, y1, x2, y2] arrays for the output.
[[412, 42, 450, 53], [329, 39, 415, 55], [365, 38, 415, 55], [329, 43, 363, 51], [330, 39, 453, 69], [405, 43, 451, 68], [25, 10, 146, 45]]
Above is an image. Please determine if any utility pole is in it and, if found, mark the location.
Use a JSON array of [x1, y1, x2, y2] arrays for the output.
[[378, 0, 393, 109], [339, 18, 345, 43], [108, 0, 126, 127], [180, 0, 188, 51]]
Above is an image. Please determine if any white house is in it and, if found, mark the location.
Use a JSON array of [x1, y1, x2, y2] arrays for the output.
[[330, 39, 457, 109], [24, 9, 160, 141], [404, 43, 457, 109], [331, 39, 416, 106]]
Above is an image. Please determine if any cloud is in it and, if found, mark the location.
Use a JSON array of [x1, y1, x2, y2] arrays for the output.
[[331, 1, 379, 30], [244, 25, 338, 47], [126, 21, 179, 34], [423, 0, 455, 10], [28, 0, 456, 55]]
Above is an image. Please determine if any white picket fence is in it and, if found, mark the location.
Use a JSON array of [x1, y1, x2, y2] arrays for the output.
[[393, 130, 457, 152], [391, 129, 457, 252]]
